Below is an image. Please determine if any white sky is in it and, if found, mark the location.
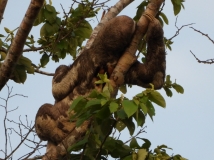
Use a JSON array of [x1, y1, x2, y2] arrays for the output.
[[0, 0, 214, 159]]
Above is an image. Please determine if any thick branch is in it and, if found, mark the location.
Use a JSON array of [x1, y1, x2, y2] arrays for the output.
[[0, 0, 8, 24], [0, 0, 44, 91]]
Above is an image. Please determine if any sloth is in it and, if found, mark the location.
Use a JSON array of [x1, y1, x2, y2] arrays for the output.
[[35, 15, 165, 145], [51, 15, 165, 102]]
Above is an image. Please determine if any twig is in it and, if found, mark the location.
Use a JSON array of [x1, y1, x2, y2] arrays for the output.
[[124, 127, 146, 144], [190, 27, 214, 44], [190, 50, 214, 64], [5, 126, 35, 159], [22, 140, 43, 159], [169, 17, 194, 41]]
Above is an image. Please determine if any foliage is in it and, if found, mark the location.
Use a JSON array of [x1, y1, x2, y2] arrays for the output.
[[0, 1, 97, 83], [68, 74, 185, 159]]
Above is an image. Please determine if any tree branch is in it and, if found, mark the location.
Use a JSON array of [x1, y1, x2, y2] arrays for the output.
[[190, 27, 214, 64], [169, 17, 194, 41], [190, 27, 214, 44], [0, 0, 45, 91], [0, 0, 8, 24], [190, 50, 214, 64], [34, 69, 54, 76]]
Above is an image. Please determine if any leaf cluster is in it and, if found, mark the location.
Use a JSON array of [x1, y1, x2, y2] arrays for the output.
[[0, 1, 100, 83], [163, 75, 184, 97], [67, 80, 167, 158], [35, 3, 95, 64]]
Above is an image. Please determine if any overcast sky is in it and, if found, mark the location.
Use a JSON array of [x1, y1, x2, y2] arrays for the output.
[[1, 0, 214, 159]]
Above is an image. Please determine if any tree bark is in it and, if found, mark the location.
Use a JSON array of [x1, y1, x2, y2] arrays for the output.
[[0, 0, 44, 90], [0, 0, 8, 24]]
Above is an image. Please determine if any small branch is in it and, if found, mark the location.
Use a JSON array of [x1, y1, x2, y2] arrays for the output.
[[190, 27, 214, 44], [169, 17, 194, 41], [5, 126, 35, 160], [34, 69, 54, 76], [21, 140, 43, 160], [124, 127, 146, 144], [190, 50, 214, 64], [23, 155, 43, 160]]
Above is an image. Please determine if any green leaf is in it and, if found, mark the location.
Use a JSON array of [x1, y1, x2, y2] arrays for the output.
[[141, 138, 151, 150], [117, 109, 127, 119], [101, 99, 108, 106], [133, 98, 139, 106], [45, 4, 56, 13], [96, 106, 110, 119], [165, 75, 172, 85], [172, 84, 184, 94], [140, 103, 147, 115], [130, 138, 140, 148], [160, 12, 169, 25], [74, 20, 92, 39], [122, 100, 138, 118], [69, 38, 78, 58], [164, 87, 173, 97], [68, 137, 88, 152], [4, 27, 11, 33], [85, 99, 101, 108], [109, 102, 119, 113], [13, 65, 27, 83], [123, 118, 135, 135], [134, 110, 145, 127], [18, 56, 34, 74], [101, 118, 114, 135], [34, 8, 45, 26], [137, 149, 148, 160], [171, 0, 183, 15], [70, 96, 85, 110], [148, 90, 166, 108], [119, 84, 127, 94], [76, 113, 90, 127], [146, 101, 155, 121], [44, 5, 57, 24], [40, 53, 49, 67], [116, 120, 126, 132]]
